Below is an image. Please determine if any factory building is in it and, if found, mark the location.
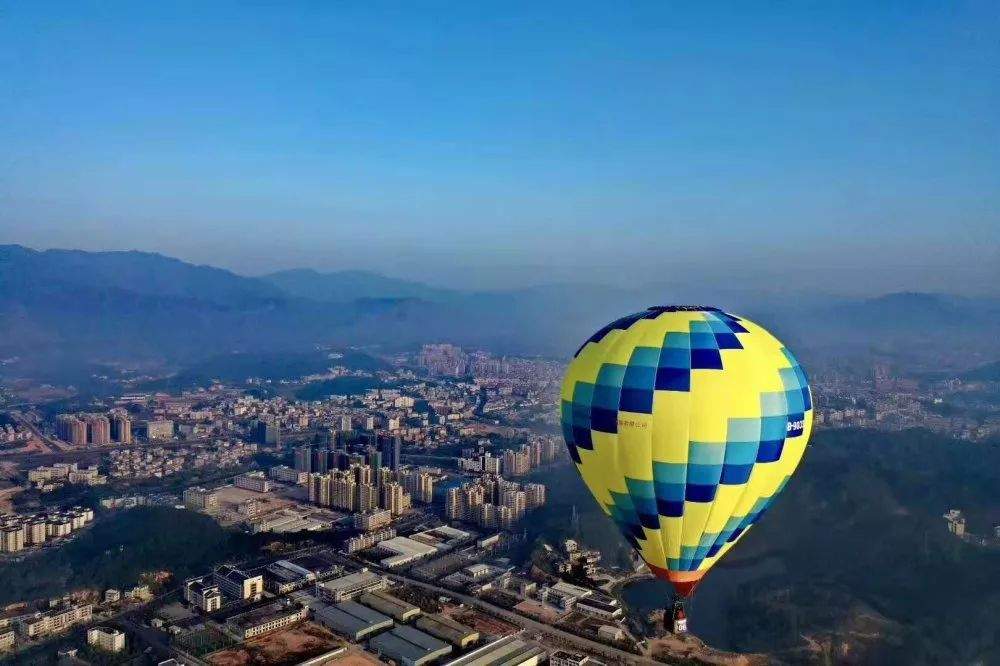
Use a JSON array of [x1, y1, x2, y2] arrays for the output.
[[414, 613, 480, 649], [315, 570, 388, 603], [360, 590, 422, 622], [375, 536, 438, 568], [443, 633, 547, 666], [369, 625, 452, 666], [314, 601, 393, 641]]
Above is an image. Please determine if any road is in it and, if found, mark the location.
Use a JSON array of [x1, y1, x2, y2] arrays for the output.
[[264, 522, 668, 663], [384, 572, 664, 665], [0, 436, 218, 467]]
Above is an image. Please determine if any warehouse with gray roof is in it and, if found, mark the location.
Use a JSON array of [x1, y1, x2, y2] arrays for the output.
[[443, 634, 547, 666], [415, 613, 480, 648], [369, 625, 452, 666], [360, 590, 422, 622], [314, 600, 392, 641]]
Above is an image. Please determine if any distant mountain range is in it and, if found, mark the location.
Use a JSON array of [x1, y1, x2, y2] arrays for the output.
[[262, 267, 455, 303], [1, 244, 997, 378]]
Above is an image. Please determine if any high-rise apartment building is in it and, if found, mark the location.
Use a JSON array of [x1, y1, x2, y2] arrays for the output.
[[525, 483, 546, 509], [1, 524, 25, 553], [379, 435, 401, 470], [56, 416, 88, 446], [502, 490, 527, 519], [399, 469, 434, 504], [309, 473, 331, 507], [87, 415, 111, 446], [331, 474, 357, 511], [254, 419, 281, 447], [312, 447, 330, 474], [357, 482, 378, 512], [379, 481, 410, 515], [353, 464, 373, 486], [294, 446, 313, 473], [110, 414, 132, 444], [366, 447, 382, 471]]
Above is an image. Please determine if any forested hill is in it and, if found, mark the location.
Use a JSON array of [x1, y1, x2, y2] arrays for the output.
[[723, 428, 1000, 663]]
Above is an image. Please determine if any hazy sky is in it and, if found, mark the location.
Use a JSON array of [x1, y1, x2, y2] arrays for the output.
[[1, 2, 998, 294]]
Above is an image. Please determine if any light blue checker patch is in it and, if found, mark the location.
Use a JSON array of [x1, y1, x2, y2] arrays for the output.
[[723, 441, 758, 465], [628, 346, 661, 366], [663, 332, 691, 348], [688, 442, 726, 465], [727, 417, 761, 441], [760, 391, 788, 417], [653, 462, 687, 484], [597, 363, 627, 386]]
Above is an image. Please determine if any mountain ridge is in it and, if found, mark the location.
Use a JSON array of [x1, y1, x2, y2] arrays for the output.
[[1, 244, 997, 372]]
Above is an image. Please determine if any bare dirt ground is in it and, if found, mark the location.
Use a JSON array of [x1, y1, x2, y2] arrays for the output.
[[452, 608, 519, 637], [645, 632, 769, 666], [208, 622, 343, 666], [211, 485, 297, 526], [0, 484, 23, 513], [513, 599, 564, 624]]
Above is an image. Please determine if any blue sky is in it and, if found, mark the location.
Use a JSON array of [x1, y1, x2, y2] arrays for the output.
[[1, 2, 997, 294]]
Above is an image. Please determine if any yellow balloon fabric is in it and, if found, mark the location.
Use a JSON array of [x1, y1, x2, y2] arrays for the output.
[[561, 306, 812, 596]]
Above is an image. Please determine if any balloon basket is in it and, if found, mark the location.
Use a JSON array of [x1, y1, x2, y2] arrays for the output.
[[670, 598, 688, 634]]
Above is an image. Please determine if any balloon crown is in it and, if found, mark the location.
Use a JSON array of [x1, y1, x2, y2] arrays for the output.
[[646, 305, 722, 313]]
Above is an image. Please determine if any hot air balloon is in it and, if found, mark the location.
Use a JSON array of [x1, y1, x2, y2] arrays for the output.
[[561, 306, 812, 631]]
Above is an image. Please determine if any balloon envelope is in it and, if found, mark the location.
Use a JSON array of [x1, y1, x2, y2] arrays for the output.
[[561, 306, 812, 597]]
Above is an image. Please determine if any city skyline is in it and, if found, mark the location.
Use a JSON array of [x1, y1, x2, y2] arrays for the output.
[[2, 3, 998, 294]]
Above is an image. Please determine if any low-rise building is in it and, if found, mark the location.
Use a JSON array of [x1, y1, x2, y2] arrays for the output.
[[597, 625, 625, 642], [224, 601, 307, 640], [145, 419, 174, 440], [268, 465, 307, 484], [550, 651, 602, 666], [414, 613, 479, 649], [314, 601, 393, 641], [575, 593, 623, 621], [376, 536, 438, 568], [214, 565, 263, 601], [235, 471, 272, 493], [183, 487, 219, 512], [87, 626, 126, 653], [264, 557, 330, 594], [185, 576, 223, 612], [315, 570, 387, 603], [17, 604, 92, 638], [354, 509, 393, 532], [126, 584, 152, 602], [443, 633, 546, 666], [360, 590, 422, 622], [369, 625, 452, 666]]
